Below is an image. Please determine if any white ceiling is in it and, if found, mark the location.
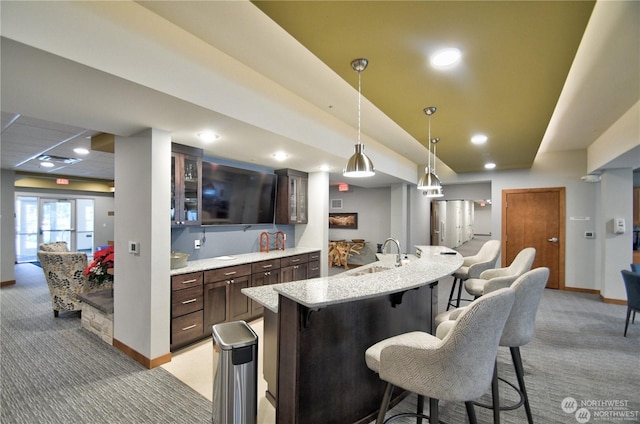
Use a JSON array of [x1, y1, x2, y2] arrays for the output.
[[1, 1, 638, 188]]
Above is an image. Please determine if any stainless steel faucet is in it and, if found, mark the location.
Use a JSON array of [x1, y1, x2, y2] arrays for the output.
[[382, 237, 402, 267]]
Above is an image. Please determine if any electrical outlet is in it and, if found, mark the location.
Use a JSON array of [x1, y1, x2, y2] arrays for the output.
[[194, 239, 201, 249]]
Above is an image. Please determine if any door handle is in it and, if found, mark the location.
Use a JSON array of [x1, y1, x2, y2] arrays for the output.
[[547, 237, 559, 243]]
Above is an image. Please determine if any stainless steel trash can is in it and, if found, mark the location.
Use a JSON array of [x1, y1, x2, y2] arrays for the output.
[[212, 321, 258, 424]]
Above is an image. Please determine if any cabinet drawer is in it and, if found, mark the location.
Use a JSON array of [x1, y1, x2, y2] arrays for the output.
[[281, 254, 308, 268], [252, 259, 281, 274], [172, 286, 203, 318], [171, 272, 203, 291], [171, 310, 203, 346], [308, 260, 321, 278], [308, 251, 321, 262], [204, 264, 252, 283]]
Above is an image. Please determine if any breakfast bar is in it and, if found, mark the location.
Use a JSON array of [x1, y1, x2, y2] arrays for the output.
[[243, 245, 462, 424]]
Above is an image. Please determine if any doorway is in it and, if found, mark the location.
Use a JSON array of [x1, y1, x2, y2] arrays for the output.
[[501, 187, 565, 289], [15, 196, 95, 262]]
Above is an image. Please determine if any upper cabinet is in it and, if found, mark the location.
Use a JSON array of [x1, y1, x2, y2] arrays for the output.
[[275, 169, 308, 224], [171, 143, 203, 227]]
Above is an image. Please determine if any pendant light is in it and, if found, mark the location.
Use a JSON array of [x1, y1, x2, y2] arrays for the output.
[[343, 58, 375, 178], [418, 106, 443, 197]]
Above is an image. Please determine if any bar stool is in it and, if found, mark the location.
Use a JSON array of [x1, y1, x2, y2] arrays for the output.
[[365, 288, 515, 424], [447, 240, 501, 310], [436, 267, 550, 424], [464, 247, 536, 300]]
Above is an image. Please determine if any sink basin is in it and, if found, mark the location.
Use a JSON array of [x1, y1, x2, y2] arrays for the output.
[[350, 266, 391, 276]]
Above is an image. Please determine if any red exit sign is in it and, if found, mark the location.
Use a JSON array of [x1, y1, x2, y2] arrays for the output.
[[56, 178, 69, 185]]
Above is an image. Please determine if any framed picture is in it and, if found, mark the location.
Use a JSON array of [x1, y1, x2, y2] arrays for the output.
[[329, 212, 358, 229]]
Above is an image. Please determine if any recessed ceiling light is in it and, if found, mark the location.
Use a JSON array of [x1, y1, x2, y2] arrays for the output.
[[471, 134, 488, 145], [40, 162, 55, 168], [430, 48, 462, 69], [73, 147, 90, 155], [198, 131, 219, 143], [484, 162, 496, 170], [273, 152, 288, 161]]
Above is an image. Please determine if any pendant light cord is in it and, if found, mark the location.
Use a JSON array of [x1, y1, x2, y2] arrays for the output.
[[357, 71, 362, 145]]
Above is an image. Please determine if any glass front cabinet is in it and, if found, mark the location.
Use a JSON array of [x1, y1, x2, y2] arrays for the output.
[[276, 168, 308, 224], [171, 143, 203, 227]]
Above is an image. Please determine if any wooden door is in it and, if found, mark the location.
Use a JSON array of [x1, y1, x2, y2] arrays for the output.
[[502, 188, 565, 289]]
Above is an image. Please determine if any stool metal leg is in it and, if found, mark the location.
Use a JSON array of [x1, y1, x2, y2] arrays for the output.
[[465, 401, 479, 424], [447, 278, 459, 311], [429, 398, 439, 424], [491, 359, 501, 424], [510, 347, 533, 424], [455, 277, 465, 308], [417, 395, 424, 424], [376, 383, 394, 424]]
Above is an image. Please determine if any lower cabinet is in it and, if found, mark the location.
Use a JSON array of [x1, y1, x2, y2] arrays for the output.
[[171, 272, 204, 349], [281, 254, 309, 283], [171, 251, 320, 351]]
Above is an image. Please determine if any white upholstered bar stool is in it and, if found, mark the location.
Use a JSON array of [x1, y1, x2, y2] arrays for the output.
[[447, 240, 501, 310], [464, 247, 536, 300], [436, 267, 550, 424], [365, 288, 516, 424]]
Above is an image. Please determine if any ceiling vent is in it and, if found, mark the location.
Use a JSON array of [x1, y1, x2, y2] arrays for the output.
[[38, 155, 82, 165]]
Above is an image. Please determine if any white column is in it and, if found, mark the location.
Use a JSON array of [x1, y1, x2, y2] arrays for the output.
[[113, 128, 171, 362], [599, 168, 633, 301], [296, 171, 329, 277]]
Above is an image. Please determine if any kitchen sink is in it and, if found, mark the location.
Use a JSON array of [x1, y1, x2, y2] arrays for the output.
[[350, 266, 391, 276]]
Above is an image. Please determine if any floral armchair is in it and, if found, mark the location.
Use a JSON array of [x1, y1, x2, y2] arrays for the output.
[[39, 241, 70, 252], [37, 250, 112, 317]]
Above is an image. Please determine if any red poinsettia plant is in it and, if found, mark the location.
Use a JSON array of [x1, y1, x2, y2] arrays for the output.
[[84, 245, 114, 285]]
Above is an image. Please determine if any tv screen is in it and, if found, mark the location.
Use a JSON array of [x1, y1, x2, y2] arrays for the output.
[[201, 161, 276, 225]]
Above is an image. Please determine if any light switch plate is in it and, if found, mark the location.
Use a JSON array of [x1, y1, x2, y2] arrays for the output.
[[194, 239, 201, 249]]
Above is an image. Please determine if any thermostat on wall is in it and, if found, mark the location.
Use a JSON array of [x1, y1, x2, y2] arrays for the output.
[[128, 241, 140, 254], [585, 231, 595, 239]]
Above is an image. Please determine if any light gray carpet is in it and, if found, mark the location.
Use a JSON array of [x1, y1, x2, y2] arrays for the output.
[[1, 264, 211, 423], [375, 236, 640, 423]]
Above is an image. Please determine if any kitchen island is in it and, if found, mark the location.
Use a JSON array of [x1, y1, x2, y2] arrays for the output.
[[243, 245, 462, 424]]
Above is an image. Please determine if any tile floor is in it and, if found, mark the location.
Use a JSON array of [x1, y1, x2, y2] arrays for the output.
[[161, 318, 276, 424]]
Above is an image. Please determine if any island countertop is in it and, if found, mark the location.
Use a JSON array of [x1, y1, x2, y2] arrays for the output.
[[243, 245, 462, 313], [169, 247, 319, 276]]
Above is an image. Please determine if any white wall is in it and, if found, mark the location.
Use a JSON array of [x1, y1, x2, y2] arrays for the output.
[[328, 185, 391, 249]]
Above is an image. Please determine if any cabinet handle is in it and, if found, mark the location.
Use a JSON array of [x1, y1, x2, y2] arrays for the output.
[[312, 267, 319, 271], [181, 279, 197, 284], [262, 264, 273, 268], [291, 259, 300, 263], [264, 271, 270, 276], [224, 271, 237, 276], [182, 299, 197, 304], [181, 324, 197, 331]]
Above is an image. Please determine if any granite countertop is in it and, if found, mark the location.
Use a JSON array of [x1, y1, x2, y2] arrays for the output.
[[169, 247, 320, 276], [243, 245, 462, 313]]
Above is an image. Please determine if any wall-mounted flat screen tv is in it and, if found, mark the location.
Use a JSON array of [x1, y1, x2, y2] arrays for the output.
[[201, 161, 277, 225]]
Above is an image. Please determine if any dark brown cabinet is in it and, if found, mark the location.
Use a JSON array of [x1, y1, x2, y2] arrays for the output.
[[275, 169, 308, 224], [171, 143, 203, 227], [170, 271, 204, 349], [251, 259, 281, 317], [171, 251, 320, 351], [281, 253, 309, 283]]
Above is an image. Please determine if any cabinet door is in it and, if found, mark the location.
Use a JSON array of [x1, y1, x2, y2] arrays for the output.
[[171, 144, 203, 227], [204, 280, 227, 330], [297, 175, 308, 223], [228, 275, 252, 322], [251, 270, 280, 317], [282, 264, 307, 283]]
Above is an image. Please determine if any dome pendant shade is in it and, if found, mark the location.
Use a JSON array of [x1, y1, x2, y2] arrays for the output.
[[417, 167, 442, 190], [343, 144, 375, 177]]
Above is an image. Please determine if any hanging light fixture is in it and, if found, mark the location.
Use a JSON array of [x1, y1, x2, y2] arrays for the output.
[[343, 58, 375, 178], [418, 107, 443, 197]]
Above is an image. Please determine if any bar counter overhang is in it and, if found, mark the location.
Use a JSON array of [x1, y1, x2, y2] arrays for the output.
[[243, 246, 462, 424]]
